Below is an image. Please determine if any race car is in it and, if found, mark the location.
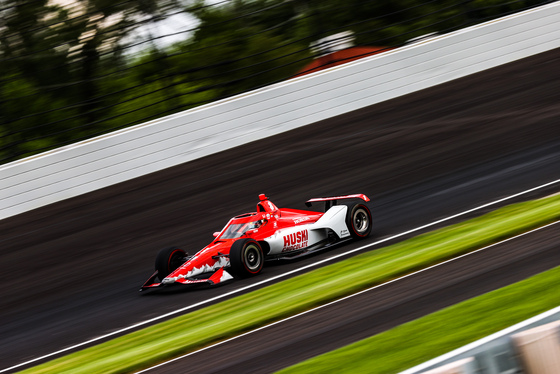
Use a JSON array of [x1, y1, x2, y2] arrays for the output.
[[140, 194, 371, 291]]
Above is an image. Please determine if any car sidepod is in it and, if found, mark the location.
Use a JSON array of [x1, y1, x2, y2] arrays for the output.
[[263, 205, 353, 256]]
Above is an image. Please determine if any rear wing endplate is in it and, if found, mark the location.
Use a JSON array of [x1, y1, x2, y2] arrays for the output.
[[305, 194, 369, 208]]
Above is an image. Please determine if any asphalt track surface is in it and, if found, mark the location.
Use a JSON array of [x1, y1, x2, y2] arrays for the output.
[[141, 222, 560, 374], [1, 48, 560, 372]]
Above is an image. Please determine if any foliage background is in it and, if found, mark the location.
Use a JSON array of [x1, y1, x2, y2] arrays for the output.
[[0, 0, 549, 163]]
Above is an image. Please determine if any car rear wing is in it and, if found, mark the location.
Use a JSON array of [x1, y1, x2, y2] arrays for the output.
[[305, 194, 369, 209]]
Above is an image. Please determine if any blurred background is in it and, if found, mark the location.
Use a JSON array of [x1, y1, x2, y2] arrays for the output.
[[0, 0, 550, 164]]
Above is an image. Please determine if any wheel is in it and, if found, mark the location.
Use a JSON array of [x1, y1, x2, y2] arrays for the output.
[[155, 247, 186, 281], [346, 203, 372, 239], [229, 239, 264, 277]]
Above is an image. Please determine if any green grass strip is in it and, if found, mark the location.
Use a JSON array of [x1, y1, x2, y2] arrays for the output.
[[277, 265, 560, 374], [21, 193, 560, 374]]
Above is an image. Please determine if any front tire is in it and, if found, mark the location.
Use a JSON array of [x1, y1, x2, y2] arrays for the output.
[[229, 239, 264, 277], [346, 203, 372, 239], [155, 247, 186, 281]]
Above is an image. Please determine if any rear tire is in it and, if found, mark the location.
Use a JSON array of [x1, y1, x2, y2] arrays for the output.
[[155, 247, 186, 281], [346, 203, 372, 239], [229, 239, 264, 277]]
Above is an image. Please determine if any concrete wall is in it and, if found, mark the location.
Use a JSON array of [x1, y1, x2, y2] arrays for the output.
[[2, 2, 560, 220]]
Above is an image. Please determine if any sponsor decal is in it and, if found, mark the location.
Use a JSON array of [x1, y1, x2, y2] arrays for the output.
[[181, 278, 210, 284], [340, 229, 349, 236], [282, 229, 308, 252], [293, 216, 311, 224]]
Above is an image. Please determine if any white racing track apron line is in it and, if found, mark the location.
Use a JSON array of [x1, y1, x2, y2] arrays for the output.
[[134, 220, 560, 373], [1, 177, 559, 373]]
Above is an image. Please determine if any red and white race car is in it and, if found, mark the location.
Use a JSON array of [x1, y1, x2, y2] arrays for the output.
[[141, 194, 371, 291]]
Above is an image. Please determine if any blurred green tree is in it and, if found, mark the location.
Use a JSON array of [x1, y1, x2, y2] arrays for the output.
[[0, 0, 543, 163], [0, 0, 183, 160]]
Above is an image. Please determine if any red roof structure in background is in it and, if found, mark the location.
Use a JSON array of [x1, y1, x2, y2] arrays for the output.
[[294, 46, 392, 78]]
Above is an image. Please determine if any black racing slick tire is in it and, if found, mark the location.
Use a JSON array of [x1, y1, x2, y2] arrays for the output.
[[346, 203, 372, 239], [155, 247, 186, 281], [229, 239, 264, 278]]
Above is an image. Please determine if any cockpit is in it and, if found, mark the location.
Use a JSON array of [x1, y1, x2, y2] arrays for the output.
[[216, 195, 277, 239], [219, 216, 267, 239]]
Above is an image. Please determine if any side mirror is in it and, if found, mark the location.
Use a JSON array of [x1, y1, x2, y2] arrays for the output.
[[213, 232, 220, 238]]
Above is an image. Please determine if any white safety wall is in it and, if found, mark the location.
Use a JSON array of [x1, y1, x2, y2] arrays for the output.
[[1, 2, 560, 220]]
